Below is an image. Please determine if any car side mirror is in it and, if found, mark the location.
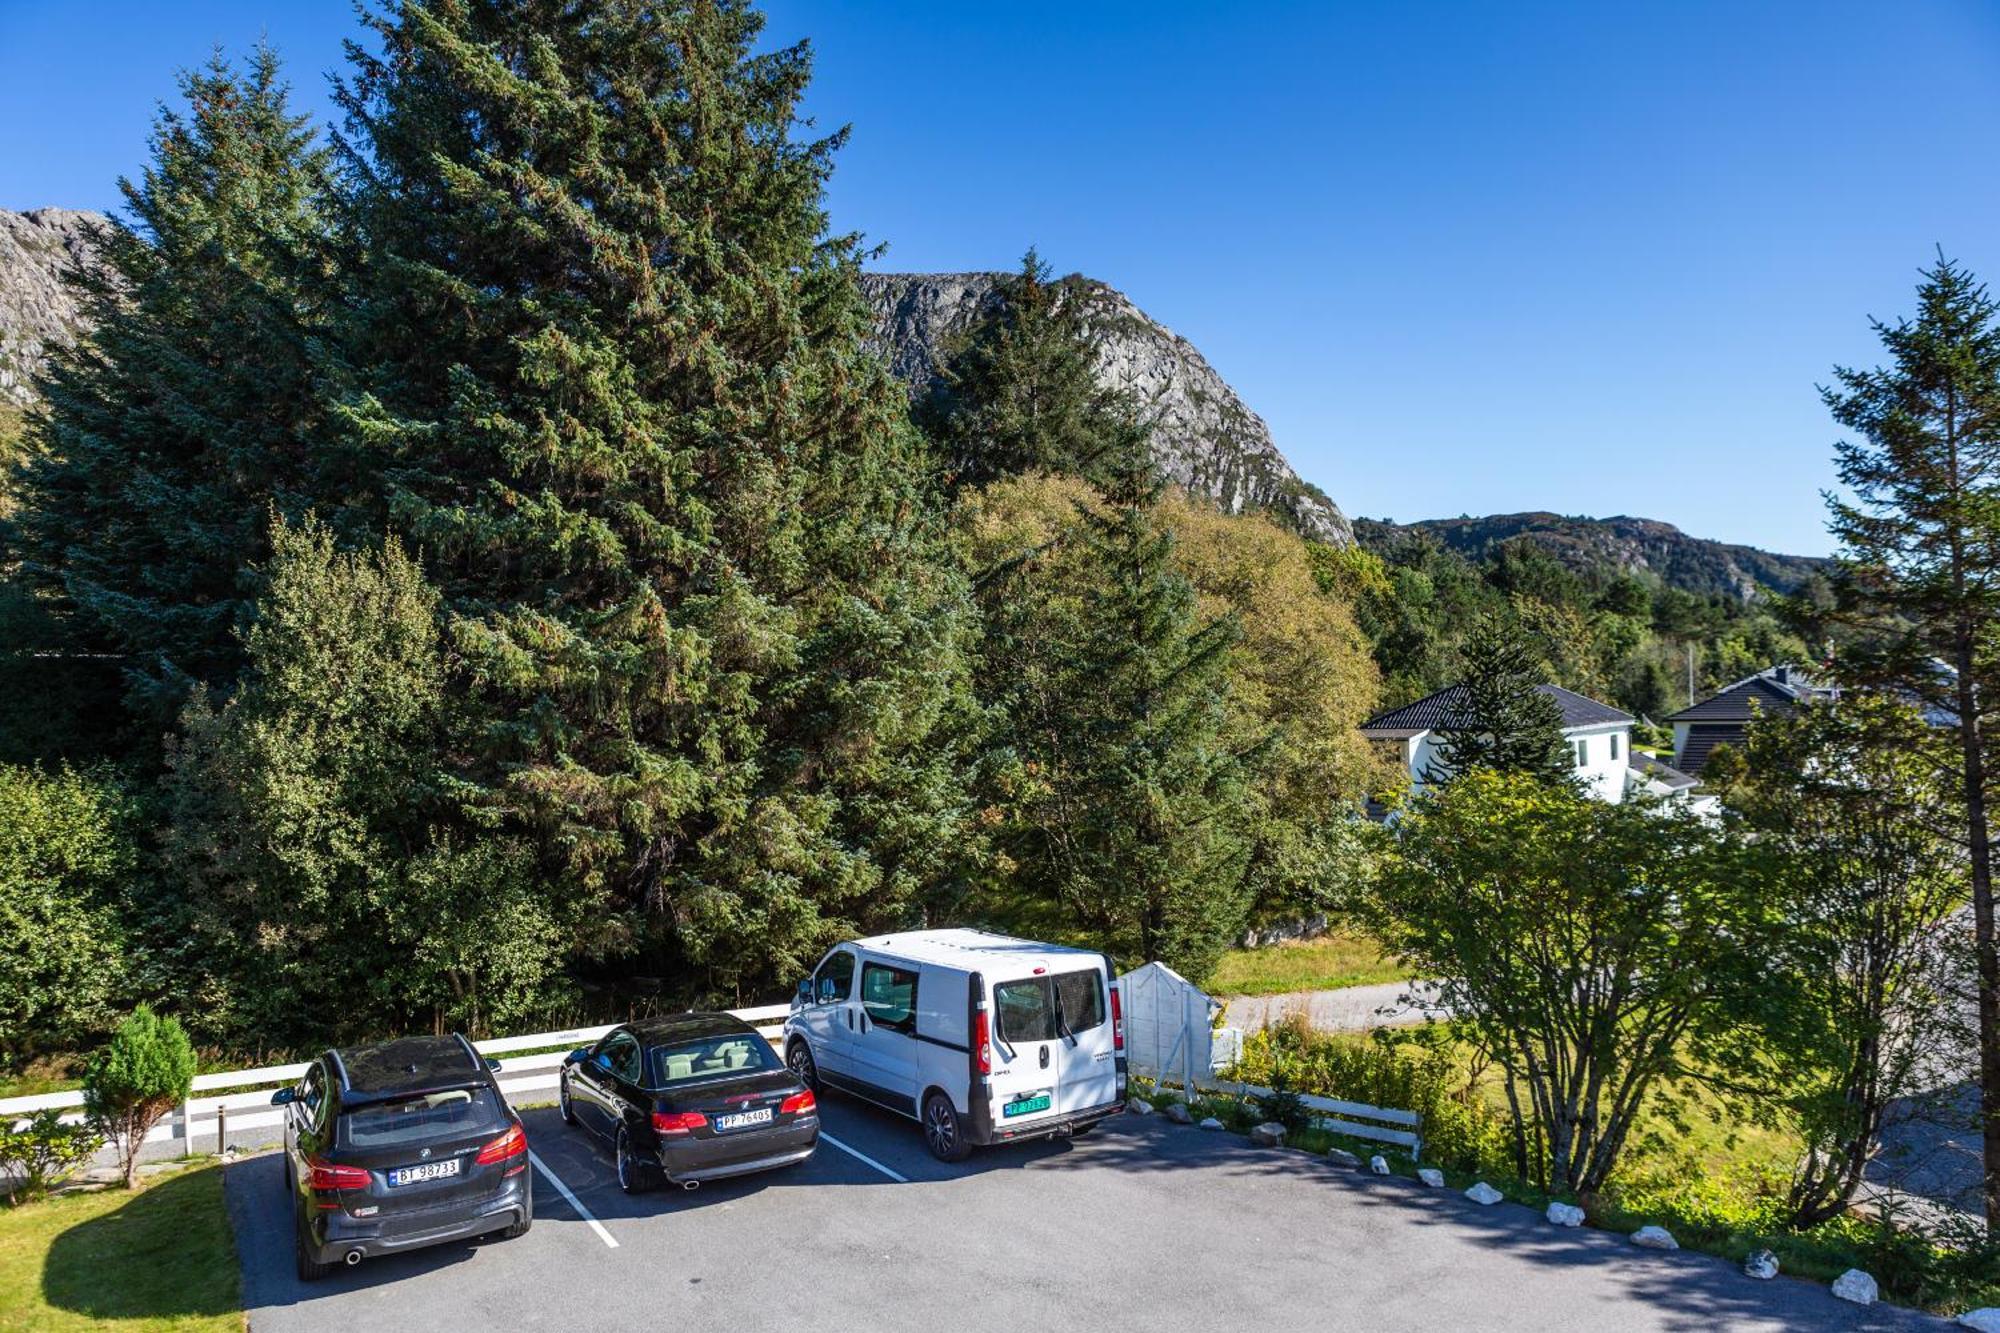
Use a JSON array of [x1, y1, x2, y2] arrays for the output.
[[270, 1087, 296, 1106], [485, 1056, 503, 1071], [565, 1047, 589, 1066]]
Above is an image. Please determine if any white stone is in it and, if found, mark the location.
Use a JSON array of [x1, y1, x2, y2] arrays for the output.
[[1546, 1201, 1585, 1227], [1198, 1117, 1224, 1131], [1418, 1168, 1444, 1187], [1743, 1249, 1779, 1281], [1160, 1101, 1193, 1125], [1369, 1155, 1391, 1175], [1630, 1225, 1679, 1251], [1126, 1097, 1154, 1116], [1326, 1148, 1361, 1167], [1957, 1309, 2000, 1332], [1831, 1269, 1877, 1306], [1464, 1181, 1504, 1206], [1249, 1122, 1288, 1148]]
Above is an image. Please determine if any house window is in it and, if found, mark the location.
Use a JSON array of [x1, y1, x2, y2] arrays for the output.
[[1573, 738, 1587, 766], [1611, 733, 1621, 761]]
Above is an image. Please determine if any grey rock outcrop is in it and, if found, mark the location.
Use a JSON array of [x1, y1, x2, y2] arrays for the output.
[[0, 208, 106, 407], [860, 272, 1351, 546]]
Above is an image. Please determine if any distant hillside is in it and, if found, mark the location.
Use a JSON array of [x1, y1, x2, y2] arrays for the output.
[[1357, 512, 1827, 603]]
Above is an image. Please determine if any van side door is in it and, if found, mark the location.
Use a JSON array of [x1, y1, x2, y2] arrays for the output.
[[851, 957, 923, 1116], [796, 948, 858, 1081]]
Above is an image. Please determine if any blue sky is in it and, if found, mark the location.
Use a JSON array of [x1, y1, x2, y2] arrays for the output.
[[4, 2, 1998, 556]]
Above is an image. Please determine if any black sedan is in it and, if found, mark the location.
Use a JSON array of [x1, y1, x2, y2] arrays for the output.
[[272, 1034, 531, 1280], [559, 1012, 819, 1193]]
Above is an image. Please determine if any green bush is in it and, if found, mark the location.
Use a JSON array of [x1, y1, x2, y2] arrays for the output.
[[84, 1006, 195, 1188], [1235, 1016, 1505, 1172], [0, 1109, 103, 1204]]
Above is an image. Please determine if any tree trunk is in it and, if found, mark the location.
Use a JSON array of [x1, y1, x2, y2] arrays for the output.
[[1955, 646, 2000, 1226]]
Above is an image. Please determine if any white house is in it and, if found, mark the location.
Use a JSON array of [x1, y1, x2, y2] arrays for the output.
[[1359, 682, 1712, 813]]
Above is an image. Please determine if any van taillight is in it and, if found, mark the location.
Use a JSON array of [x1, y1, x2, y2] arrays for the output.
[[974, 1008, 991, 1075], [1110, 983, 1125, 1051], [651, 1111, 706, 1135], [306, 1157, 371, 1192], [474, 1120, 527, 1165]]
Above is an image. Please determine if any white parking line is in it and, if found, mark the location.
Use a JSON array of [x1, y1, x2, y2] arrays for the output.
[[820, 1132, 910, 1183], [529, 1149, 619, 1248]]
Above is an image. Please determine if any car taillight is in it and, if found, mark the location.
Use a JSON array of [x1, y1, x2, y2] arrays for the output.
[[779, 1089, 816, 1116], [474, 1120, 527, 1165], [306, 1156, 372, 1192], [1110, 983, 1125, 1051], [651, 1111, 706, 1136], [974, 1007, 991, 1075]]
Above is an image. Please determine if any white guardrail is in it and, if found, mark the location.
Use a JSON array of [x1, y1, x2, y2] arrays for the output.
[[0, 1005, 794, 1154]]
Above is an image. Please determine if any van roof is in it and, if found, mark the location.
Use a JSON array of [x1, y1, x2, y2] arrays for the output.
[[846, 928, 1105, 972]]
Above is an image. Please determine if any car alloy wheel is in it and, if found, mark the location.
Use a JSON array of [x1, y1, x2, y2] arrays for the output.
[[788, 1041, 817, 1091], [559, 1074, 577, 1126], [616, 1126, 648, 1194], [923, 1091, 969, 1163]]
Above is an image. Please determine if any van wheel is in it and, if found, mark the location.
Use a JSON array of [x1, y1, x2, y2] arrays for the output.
[[294, 1229, 337, 1283], [922, 1091, 971, 1163], [615, 1126, 654, 1194], [787, 1040, 818, 1091]]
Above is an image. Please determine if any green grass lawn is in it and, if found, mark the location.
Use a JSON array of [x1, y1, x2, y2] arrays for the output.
[[1209, 931, 1415, 996], [0, 1163, 241, 1331]]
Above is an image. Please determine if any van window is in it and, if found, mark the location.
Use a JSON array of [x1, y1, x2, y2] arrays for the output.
[[860, 962, 918, 1033], [815, 949, 856, 1004], [996, 970, 1106, 1042]]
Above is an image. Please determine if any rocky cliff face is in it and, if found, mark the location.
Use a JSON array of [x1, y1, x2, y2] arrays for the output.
[[0, 208, 105, 408], [861, 272, 1352, 546]]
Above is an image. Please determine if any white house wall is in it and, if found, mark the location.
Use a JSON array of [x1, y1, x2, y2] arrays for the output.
[[1401, 722, 1633, 803]]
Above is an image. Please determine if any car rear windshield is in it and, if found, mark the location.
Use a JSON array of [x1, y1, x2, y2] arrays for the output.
[[648, 1033, 779, 1087], [340, 1086, 504, 1149], [994, 970, 1107, 1043]]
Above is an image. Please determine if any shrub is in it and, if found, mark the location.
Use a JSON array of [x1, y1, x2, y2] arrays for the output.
[[0, 1109, 103, 1203], [84, 1006, 196, 1188], [1256, 1075, 1311, 1135]]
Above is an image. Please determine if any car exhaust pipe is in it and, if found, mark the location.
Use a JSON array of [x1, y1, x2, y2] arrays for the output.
[[344, 1250, 363, 1267], [681, 1179, 700, 1192]]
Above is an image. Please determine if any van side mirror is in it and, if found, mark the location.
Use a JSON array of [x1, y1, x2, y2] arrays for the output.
[[795, 978, 813, 1005], [270, 1087, 296, 1106]]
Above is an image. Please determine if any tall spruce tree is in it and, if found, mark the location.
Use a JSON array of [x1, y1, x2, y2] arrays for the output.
[[917, 250, 1146, 489], [1822, 255, 2000, 1223], [330, 0, 975, 999], [979, 453, 1252, 979], [1423, 613, 1574, 786], [6, 47, 335, 745]]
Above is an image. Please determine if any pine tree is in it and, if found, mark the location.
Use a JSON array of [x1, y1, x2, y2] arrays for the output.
[[329, 0, 975, 999], [1821, 254, 2000, 1224], [1423, 613, 1574, 786], [5, 47, 335, 745], [981, 451, 1252, 979], [917, 249, 1146, 489]]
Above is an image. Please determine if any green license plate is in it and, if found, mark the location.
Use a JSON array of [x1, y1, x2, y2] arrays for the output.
[[1003, 1092, 1052, 1118]]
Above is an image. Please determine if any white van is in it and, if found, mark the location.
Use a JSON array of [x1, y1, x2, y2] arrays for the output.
[[781, 929, 1128, 1161]]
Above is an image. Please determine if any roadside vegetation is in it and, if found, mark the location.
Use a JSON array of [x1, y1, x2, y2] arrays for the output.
[[1209, 932, 1413, 997]]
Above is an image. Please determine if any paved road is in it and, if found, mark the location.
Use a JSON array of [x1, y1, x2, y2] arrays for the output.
[[1223, 979, 1446, 1032], [225, 1096, 1945, 1332]]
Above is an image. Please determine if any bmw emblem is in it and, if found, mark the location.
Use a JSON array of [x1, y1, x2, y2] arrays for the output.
[[419, 1146, 432, 1159]]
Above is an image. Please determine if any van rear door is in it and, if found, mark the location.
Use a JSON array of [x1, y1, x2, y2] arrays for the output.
[[988, 963, 1118, 1127]]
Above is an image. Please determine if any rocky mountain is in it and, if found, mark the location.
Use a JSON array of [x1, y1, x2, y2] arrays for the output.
[[860, 272, 1353, 546], [0, 208, 103, 408], [1357, 511, 1827, 603]]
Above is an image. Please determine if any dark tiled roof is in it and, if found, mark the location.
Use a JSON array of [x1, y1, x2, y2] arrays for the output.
[[1361, 683, 1633, 734], [1629, 750, 1699, 790], [1674, 723, 1747, 777], [1665, 676, 1812, 724]]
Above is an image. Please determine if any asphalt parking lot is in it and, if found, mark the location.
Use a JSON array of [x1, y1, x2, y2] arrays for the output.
[[224, 1095, 1948, 1332]]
